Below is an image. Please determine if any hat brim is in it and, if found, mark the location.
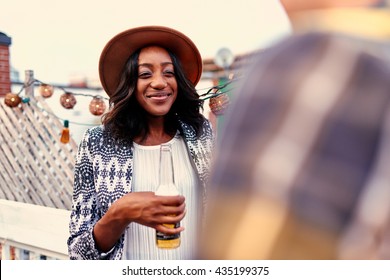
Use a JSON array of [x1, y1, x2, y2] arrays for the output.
[[99, 26, 203, 96]]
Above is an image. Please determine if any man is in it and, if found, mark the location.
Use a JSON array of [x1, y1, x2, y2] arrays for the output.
[[202, 1, 390, 259]]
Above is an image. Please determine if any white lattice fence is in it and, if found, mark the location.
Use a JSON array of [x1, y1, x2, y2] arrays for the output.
[[0, 84, 77, 210]]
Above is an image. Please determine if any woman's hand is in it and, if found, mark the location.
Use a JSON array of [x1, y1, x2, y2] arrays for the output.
[[93, 191, 185, 252], [116, 191, 186, 233]]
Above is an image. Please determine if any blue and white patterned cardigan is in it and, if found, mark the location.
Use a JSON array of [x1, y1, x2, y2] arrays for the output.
[[67, 120, 214, 260]]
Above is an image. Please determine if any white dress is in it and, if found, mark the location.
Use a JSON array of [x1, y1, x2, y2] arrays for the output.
[[122, 133, 199, 260]]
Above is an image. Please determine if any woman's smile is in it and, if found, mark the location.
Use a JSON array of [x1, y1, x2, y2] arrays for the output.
[[146, 92, 173, 101]]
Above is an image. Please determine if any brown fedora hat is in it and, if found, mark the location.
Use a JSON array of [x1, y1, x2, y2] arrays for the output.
[[99, 25, 203, 96]]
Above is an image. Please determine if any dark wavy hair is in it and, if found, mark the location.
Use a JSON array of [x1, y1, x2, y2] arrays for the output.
[[101, 47, 205, 143]]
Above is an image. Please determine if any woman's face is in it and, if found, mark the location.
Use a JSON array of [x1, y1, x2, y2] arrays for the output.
[[135, 45, 178, 117]]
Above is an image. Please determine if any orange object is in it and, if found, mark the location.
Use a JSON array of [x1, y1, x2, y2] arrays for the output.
[[60, 120, 70, 144]]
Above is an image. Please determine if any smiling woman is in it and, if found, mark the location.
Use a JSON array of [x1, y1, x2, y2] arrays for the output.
[[67, 26, 215, 260], [134, 46, 178, 130]]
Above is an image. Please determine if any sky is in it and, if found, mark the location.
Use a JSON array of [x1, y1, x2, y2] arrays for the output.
[[1, 0, 292, 85]]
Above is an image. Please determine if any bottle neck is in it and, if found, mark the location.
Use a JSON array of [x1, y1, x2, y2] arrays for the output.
[[159, 144, 175, 186]]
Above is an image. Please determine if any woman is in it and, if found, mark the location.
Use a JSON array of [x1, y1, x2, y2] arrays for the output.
[[67, 26, 214, 260]]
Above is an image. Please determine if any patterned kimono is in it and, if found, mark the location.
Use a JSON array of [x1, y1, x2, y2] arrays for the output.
[[67, 119, 214, 259]]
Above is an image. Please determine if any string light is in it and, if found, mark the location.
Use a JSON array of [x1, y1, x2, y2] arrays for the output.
[[4, 93, 22, 107], [4, 79, 34, 108], [60, 92, 77, 109], [209, 92, 230, 115], [89, 96, 106, 116], [38, 83, 54, 98], [5, 76, 236, 144], [199, 78, 235, 115]]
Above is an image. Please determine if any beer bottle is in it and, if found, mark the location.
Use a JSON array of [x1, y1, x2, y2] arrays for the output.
[[155, 143, 181, 249]]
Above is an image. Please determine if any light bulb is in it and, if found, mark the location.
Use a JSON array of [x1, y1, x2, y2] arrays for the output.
[[39, 84, 54, 98], [4, 93, 22, 108], [209, 93, 230, 115], [60, 92, 77, 109], [89, 96, 106, 116]]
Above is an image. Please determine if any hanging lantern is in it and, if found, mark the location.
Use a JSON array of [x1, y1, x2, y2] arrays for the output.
[[4, 93, 22, 108], [209, 92, 230, 115], [60, 120, 70, 144], [60, 92, 77, 109], [89, 96, 106, 116], [39, 84, 54, 98]]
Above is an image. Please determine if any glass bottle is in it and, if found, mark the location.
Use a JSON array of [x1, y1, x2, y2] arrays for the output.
[[60, 120, 70, 144], [155, 143, 181, 249]]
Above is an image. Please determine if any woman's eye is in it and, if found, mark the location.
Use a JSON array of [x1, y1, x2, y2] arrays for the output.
[[164, 71, 175, 76], [139, 72, 151, 78]]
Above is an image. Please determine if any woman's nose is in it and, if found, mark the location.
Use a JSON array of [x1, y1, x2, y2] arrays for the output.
[[150, 74, 167, 89]]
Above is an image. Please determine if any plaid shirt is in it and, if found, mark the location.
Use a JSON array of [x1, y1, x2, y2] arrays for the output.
[[203, 32, 390, 259]]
